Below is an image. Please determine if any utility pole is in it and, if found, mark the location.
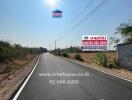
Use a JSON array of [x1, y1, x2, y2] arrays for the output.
[[49, 43, 50, 52], [55, 40, 56, 54]]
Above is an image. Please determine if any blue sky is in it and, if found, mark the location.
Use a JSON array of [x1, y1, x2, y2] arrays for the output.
[[0, 0, 132, 49]]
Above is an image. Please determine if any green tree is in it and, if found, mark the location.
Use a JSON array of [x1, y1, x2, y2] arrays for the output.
[[0, 40, 43, 62], [110, 23, 132, 44]]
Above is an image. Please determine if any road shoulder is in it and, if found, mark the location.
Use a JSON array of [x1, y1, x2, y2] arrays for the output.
[[58, 56, 132, 83], [0, 56, 39, 100]]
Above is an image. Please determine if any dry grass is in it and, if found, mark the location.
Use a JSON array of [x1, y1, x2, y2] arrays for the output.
[[0, 54, 36, 75], [68, 52, 132, 81], [105, 52, 117, 63], [69, 52, 117, 64], [0, 56, 38, 100], [6, 54, 35, 66]]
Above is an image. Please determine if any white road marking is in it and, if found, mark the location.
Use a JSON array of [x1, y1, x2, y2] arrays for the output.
[[13, 55, 41, 100], [62, 57, 132, 83], [73, 61, 132, 83]]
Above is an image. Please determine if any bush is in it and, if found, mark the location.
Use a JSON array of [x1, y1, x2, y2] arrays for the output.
[[63, 53, 68, 57], [0, 41, 13, 62], [95, 52, 107, 67], [113, 59, 119, 67], [75, 54, 84, 61], [112, 59, 119, 68], [0, 40, 42, 62], [2, 66, 13, 73], [107, 63, 113, 69]]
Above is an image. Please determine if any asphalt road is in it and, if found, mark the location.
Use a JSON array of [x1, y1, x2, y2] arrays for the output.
[[16, 53, 132, 100]]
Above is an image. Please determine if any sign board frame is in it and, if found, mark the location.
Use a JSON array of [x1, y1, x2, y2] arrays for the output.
[[81, 35, 108, 51]]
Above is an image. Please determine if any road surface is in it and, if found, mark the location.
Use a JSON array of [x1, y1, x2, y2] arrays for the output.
[[15, 53, 132, 100]]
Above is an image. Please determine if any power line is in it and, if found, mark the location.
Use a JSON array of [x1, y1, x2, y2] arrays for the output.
[[56, 0, 95, 40], [57, 0, 110, 41], [68, 0, 110, 33], [54, 0, 110, 50]]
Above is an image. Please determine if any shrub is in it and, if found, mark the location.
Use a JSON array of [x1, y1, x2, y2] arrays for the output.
[[95, 52, 107, 67], [113, 59, 119, 66], [112, 59, 119, 68], [63, 53, 68, 57], [75, 54, 84, 61], [0, 40, 42, 62], [108, 63, 113, 69], [2, 66, 13, 73], [0, 41, 13, 62]]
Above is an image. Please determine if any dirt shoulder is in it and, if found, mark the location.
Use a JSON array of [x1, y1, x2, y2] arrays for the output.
[[65, 53, 132, 82], [0, 55, 39, 100]]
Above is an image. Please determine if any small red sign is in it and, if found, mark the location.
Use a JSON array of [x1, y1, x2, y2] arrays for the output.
[[52, 9, 62, 18]]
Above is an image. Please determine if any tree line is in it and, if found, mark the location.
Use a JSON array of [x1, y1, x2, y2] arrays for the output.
[[53, 21, 132, 54], [0, 40, 47, 62], [51, 46, 81, 55]]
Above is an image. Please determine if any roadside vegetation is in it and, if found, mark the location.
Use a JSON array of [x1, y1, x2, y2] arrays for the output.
[[51, 47, 84, 62], [0, 40, 47, 74], [51, 21, 131, 71], [62, 52, 69, 57], [95, 52, 107, 67], [75, 54, 84, 61], [52, 47, 120, 69], [68, 52, 118, 68], [51, 46, 81, 55], [110, 22, 132, 47], [94, 52, 119, 69], [0, 40, 48, 100]]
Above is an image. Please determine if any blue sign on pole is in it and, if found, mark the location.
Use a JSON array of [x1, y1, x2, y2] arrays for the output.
[[52, 9, 62, 18]]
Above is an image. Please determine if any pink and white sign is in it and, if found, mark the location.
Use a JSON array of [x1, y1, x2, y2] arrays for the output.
[[81, 35, 107, 51]]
